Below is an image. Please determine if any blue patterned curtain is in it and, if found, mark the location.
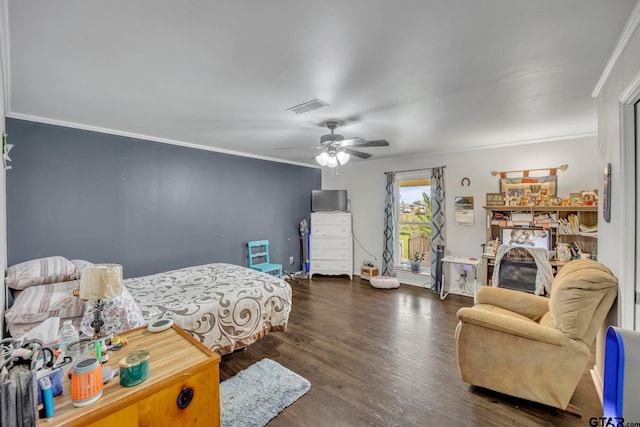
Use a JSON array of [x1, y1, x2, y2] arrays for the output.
[[430, 167, 445, 292], [382, 172, 396, 276]]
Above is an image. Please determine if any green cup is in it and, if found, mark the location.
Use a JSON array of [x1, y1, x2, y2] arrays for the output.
[[119, 350, 150, 387]]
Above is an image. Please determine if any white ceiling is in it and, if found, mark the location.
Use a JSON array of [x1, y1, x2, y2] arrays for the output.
[[3, 1, 637, 167]]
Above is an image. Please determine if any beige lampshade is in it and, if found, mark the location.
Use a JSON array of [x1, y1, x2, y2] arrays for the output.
[[79, 263, 123, 299]]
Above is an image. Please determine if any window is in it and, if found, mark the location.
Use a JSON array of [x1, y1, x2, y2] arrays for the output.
[[397, 174, 431, 270]]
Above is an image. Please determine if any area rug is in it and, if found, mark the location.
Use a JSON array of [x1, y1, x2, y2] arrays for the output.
[[220, 358, 311, 427]]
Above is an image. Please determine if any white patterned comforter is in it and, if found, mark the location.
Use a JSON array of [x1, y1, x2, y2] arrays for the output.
[[125, 263, 292, 355]]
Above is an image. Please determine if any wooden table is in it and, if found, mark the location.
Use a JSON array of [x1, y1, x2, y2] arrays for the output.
[[39, 325, 220, 426]]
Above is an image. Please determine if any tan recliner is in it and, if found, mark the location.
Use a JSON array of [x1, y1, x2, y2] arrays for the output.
[[455, 258, 618, 410]]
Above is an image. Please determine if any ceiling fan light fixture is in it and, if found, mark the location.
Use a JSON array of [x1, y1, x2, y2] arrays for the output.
[[315, 151, 329, 166], [321, 133, 344, 144], [300, 121, 389, 168], [336, 151, 350, 165]]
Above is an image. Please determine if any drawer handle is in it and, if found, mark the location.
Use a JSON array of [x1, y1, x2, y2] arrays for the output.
[[177, 387, 194, 409]]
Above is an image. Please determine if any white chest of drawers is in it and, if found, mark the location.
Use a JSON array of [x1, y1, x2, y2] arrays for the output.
[[310, 212, 353, 279]]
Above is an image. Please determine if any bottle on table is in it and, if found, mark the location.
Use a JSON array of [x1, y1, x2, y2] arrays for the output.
[[58, 319, 79, 355]]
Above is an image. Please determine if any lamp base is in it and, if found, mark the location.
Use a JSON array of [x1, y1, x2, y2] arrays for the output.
[[90, 299, 105, 340]]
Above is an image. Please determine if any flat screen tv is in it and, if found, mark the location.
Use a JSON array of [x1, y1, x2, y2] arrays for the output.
[[312, 190, 348, 212], [501, 227, 550, 250]]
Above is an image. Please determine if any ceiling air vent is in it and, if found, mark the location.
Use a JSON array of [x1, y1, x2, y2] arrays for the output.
[[286, 98, 329, 114]]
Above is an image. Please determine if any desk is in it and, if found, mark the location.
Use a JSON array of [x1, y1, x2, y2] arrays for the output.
[[441, 255, 481, 301]]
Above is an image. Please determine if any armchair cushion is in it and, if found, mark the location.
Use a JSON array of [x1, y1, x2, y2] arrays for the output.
[[549, 259, 618, 344], [476, 286, 549, 322], [457, 306, 567, 346]]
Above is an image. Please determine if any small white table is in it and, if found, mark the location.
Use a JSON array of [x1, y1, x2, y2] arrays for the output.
[[440, 255, 481, 301]]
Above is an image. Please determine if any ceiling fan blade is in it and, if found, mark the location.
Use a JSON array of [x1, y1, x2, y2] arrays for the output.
[[345, 148, 373, 159], [339, 137, 368, 147], [344, 139, 390, 148], [365, 139, 390, 147], [275, 146, 323, 151]]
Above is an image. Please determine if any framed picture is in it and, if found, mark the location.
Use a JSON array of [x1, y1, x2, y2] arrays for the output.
[[485, 193, 505, 206], [569, 192, 582, 206]]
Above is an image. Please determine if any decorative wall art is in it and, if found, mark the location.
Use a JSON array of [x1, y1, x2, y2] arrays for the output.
[[603, 163, 611, 223], [2, 133, 13, 171], [500, 175, 557, 204], [454, 196, 474, 226], [490, 165, 568, 207], [485, 193, 505, 206]]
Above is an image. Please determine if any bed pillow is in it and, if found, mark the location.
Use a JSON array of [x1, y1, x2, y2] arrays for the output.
[[4, 280, 85, 324], [6, 256, 77, 290], [80, 286, 145, 337]]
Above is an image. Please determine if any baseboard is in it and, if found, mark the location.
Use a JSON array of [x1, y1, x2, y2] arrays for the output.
[[590, 364, 604, 405], [396, 270, 432, 287]]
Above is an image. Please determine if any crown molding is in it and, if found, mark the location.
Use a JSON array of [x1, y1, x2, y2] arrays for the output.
[[426, 131, 597, 157], [619, 69, 640, 103], [6, 113, 320, 169], [592, 0, 640, 98]]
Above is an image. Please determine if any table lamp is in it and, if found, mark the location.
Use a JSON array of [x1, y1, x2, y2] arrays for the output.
[[80, 263, 123, 340]]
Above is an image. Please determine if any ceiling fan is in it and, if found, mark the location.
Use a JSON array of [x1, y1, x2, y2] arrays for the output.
[[279, 121, 390, 168]]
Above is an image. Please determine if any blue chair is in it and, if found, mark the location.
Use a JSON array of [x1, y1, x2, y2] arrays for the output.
[[247, 240, 282, 278]]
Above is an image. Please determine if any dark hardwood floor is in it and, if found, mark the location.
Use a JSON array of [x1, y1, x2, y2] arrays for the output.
[[219, 277, 603, 426]]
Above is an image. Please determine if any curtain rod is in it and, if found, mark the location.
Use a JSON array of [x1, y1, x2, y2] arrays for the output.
[[384, 166, 445, 175]]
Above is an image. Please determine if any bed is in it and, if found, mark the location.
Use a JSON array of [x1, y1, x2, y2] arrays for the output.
[[124, 262, 291, 355], [4, 257, 292, 356]]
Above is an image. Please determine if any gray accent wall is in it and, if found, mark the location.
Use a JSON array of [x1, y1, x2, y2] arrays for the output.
[[6, 118, 320, 278]]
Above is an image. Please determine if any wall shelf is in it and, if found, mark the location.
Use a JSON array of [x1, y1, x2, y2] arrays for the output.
[[482, 205, 598, 285]]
